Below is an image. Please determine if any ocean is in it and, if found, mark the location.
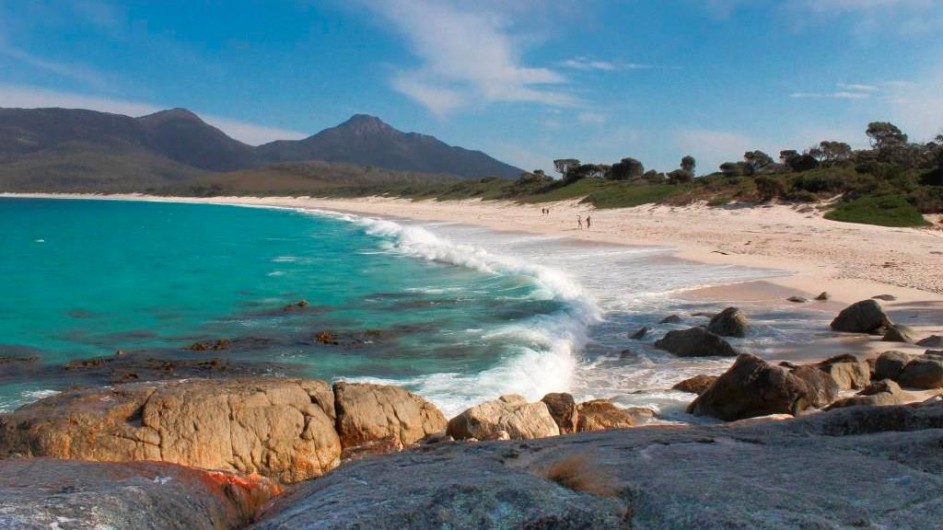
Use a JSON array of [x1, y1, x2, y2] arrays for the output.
[[0, 197, 833, 419]]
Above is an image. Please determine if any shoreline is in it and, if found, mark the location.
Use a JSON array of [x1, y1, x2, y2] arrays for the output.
[[4, 192, 941, 364], [6, 191, 942, 300]]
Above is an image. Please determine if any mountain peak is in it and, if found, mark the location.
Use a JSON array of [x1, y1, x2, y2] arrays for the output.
[[138, 108, 203, 124], [337, 114, 393, 135]]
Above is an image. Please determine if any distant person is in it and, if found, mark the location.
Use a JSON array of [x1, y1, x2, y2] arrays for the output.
[[586, 216, 591, 229], [577, 215, 583, 231]]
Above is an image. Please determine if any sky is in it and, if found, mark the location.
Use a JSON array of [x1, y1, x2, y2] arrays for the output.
[[1, 0, 942, 173]]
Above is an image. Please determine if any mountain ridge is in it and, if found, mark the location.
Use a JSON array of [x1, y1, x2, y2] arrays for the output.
[[0, 107, 523, 192]]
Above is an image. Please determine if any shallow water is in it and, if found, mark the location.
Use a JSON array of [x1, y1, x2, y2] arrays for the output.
[[0, 197, 833, 418]]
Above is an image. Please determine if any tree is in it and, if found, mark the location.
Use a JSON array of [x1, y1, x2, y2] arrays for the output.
[[866, 122, 908, 151], [553, 159, 580, 178], [818, 141, 852, 162], [608, 157, 645, 180], [743, 150, 773, 175], [719, 162, 745, 177], [681, 155, 696, 174]]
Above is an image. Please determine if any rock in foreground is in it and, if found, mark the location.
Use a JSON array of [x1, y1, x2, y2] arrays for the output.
[[0, 379, 341, 483], [254, 401, 943, 530], [334, 382, 446, 456], [447, 395, 560, 440], [0, 459, 280, 530]]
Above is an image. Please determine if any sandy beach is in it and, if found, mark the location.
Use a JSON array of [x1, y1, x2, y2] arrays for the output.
[[6, 192, 942, 361]]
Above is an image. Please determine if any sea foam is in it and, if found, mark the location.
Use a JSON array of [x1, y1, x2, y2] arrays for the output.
[[305, 211, 603, 415]]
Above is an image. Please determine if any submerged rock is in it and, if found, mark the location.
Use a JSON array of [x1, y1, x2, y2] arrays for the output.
[[916, 335, 943, 348], [447, 395, 559, 440], [688, 354, 838, 421], [883, 324, 917, 344], [830, 299, 892, 334], [659, 314, 683, 324], [707, 307, 749, 337], [654, 327, 739, 357], [0, 459, 281, 530], [629, 326, 649, 340]]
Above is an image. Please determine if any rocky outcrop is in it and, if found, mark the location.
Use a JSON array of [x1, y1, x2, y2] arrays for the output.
[[883, 324, 917, 343], [0, 378, 452, 483], [659, 314, 682, 324], [629, 326, 649, 340], [0, 378, 341, 484], [576, 400, 651, 432], [447, 395, 560, 440], [898, 355, 943, 389], [654, 327, 739, 357], [0, 459, 280, 530], [815, 354, 870, 390], [688, 354, 838, 421], [830, 299, 891, 334], [254, 401, 943, 530], [827, 380, 917, 409], [707, 307, 749, 337], [874, 350, 914, 381], [541, 392, 579, 434], [334, 382, 447, 455], [672, 374, 718, 395]]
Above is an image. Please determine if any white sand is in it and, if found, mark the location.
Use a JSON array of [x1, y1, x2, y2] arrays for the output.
[[5, 192, 942, 360]]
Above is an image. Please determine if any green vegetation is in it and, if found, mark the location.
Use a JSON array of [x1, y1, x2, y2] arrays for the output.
[[824, 195, 928, 227]]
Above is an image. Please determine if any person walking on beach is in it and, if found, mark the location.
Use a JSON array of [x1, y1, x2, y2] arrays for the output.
[[577, 215, 583, 231], [586, 216, 591, 230]]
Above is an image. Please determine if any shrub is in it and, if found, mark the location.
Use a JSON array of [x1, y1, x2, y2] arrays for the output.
[[541, 453, 619, 497], [754, 176, 786, 202], [791, 173, 845, 194], [825, 195, 928, 227]]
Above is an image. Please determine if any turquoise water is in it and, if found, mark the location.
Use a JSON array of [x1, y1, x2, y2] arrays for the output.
[[0, 197, 590, 413], [1, 197, 829, 419]]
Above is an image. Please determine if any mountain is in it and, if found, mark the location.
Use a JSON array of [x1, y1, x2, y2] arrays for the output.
[[256, 114, 523, 179], [0, 107, 523, 192], [136, 108, 257, 172]]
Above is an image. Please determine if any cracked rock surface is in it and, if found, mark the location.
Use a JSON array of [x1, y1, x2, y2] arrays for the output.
[[0, 459, 280, 530], [0, 379, 346, 483], [255, 400, 943, 529]]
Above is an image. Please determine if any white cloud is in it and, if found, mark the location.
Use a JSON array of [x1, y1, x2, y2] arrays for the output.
[[789, 0, 942, 36], [363, 0, 575, 115], [0, 84, 308, 145], [561, 57, 655, 72], [562, 57, 616, 71], [0, 44, 108, 89], [836, 83, 878, 92], [791, 91, 872, 100], [791, 82, 881, 100]]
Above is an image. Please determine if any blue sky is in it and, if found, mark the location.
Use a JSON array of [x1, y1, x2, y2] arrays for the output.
[[1, 0, 941, 173]]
